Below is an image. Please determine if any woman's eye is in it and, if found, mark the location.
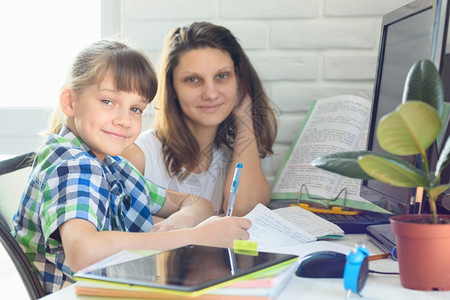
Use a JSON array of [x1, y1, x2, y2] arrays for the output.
[[101, 99, 114, 105], [131, 107, 143, 114], [217, 73, 228, 80], [186, 77, 199, 83]]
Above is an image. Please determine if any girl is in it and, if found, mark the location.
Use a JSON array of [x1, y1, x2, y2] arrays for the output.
[[12, 40, 251, 294], [122, 22, 278, 216]]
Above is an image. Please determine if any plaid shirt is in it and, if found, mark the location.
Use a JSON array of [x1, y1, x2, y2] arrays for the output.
[[13, 126, 166, 294]]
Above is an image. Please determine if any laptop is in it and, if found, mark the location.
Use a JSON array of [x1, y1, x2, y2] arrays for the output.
[[365, 223, 396, 253]]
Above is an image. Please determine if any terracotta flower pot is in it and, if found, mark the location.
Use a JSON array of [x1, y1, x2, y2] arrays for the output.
[[390, 214, 450, 291]]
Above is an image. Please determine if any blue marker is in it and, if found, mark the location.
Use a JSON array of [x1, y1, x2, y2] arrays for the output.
[[226, 163, 243, 216]]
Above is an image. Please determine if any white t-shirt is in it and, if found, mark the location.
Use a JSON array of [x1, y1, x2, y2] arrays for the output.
[[135, 130, 231, 215]]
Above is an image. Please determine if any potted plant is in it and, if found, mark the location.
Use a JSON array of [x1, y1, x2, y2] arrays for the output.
[[311, 59, 450, 291]]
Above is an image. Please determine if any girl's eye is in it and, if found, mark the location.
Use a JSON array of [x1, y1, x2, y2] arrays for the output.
[[130, 107, 143, 114], [101, 99, 114, 105]]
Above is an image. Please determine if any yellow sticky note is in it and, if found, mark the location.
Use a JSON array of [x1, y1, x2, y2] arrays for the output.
[[233, 240, 258, 256]]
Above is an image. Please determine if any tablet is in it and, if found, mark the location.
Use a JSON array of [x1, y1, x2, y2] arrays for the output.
[[74, 244, 298, 295]]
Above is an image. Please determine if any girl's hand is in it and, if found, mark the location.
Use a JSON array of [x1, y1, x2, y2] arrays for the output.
[[193, 216, 252, 248]]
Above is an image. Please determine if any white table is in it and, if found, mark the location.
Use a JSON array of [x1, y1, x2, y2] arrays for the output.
[[40, 234, 450, 300]]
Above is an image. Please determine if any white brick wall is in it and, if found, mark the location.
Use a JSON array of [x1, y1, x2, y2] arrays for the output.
[[113, 0, 412, 182], [0, 0, 414, 182]]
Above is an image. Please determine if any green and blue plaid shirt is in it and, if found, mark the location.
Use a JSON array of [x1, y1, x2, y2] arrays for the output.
[[13, 126, 166, 294]]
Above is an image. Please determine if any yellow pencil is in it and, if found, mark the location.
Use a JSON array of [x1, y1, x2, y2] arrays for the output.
[[368, 253, 389, 261]]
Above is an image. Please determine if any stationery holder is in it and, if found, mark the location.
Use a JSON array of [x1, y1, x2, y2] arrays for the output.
[[292, 184, 361, 215]]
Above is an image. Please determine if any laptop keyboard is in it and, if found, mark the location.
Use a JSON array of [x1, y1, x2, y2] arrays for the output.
[[268, 200, 391, 234], [315, 211, 391, 234]]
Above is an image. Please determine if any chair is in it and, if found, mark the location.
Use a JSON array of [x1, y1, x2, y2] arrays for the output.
[[0, 152, 46, 299]]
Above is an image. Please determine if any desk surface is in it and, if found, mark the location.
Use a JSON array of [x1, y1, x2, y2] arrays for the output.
[[40, 234, 450, 300]]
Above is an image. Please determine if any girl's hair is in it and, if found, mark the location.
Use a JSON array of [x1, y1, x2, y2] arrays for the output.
[[154, 22, 278, 179], [48, 40, 158, 134]]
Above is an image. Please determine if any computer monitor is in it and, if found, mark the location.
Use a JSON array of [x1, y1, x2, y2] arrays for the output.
[[430, 52, 450, 212], [360, 0, 449, 215]]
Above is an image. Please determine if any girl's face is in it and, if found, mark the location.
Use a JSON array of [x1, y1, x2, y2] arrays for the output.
[[172, 47, 238, 134], [67, 71, 148, 161]]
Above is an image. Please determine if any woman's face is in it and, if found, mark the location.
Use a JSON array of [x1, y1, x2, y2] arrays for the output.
[[172, 47, 238, 134]]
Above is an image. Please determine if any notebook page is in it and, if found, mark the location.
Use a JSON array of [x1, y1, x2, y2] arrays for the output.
[[244, 204, 316, 250]]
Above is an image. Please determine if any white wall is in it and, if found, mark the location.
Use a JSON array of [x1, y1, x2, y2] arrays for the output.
[[114, 0, 412, 182], [0, 0, 413, 182]]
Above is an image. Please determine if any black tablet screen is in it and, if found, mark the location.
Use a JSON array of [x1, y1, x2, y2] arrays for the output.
[[76, 244, 298, 292]]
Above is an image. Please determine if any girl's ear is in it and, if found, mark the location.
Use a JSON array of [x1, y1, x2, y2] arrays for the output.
[[59, 89, 75, 117]]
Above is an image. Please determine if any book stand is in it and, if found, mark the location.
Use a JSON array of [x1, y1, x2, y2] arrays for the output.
[[294, 184, 360, 215]]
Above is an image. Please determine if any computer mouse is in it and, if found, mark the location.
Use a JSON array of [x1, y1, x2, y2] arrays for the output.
[[295, 250, 347, 278]]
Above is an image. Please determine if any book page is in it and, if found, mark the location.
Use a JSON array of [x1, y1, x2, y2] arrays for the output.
[[272, 206, 344, 238], [332, 126, 369, 202], [244, 204, 316, 250], [272, 95, 370, 201]]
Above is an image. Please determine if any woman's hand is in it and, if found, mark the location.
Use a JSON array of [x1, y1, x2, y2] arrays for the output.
[[224, 92, 271, 216], [150, 214, 196, 232], [154, 190, 213, 231], [233, 93, 253, 119]]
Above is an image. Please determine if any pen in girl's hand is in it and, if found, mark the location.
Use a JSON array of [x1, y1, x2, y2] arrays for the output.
[[226, 163, 243, 216]]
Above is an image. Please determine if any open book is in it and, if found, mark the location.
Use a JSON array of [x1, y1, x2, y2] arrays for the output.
[[245, 204, 344, 251], [271, 94, 388, 213]]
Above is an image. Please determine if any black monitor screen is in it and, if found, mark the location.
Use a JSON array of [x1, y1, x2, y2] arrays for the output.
[[361, 2, 439, 215], [374, 9, 433, 123]]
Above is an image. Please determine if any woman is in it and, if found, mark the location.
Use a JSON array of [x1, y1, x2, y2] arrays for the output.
[[122, 22, 277, 216]]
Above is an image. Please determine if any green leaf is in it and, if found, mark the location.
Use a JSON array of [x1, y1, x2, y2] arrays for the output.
[[402, 59, 444, 116], [377, 101, 442, 156], [311, 151, 373, 180], [428, 184, 450, 201], [357, 154, 429, 188], [436, 137, 450, 177]]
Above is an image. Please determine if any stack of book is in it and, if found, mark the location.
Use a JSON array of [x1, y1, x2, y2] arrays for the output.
[[74, 246, 299, 300]]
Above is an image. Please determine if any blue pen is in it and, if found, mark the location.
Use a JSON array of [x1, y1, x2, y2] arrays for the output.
[[226, 163, 243, 216]]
